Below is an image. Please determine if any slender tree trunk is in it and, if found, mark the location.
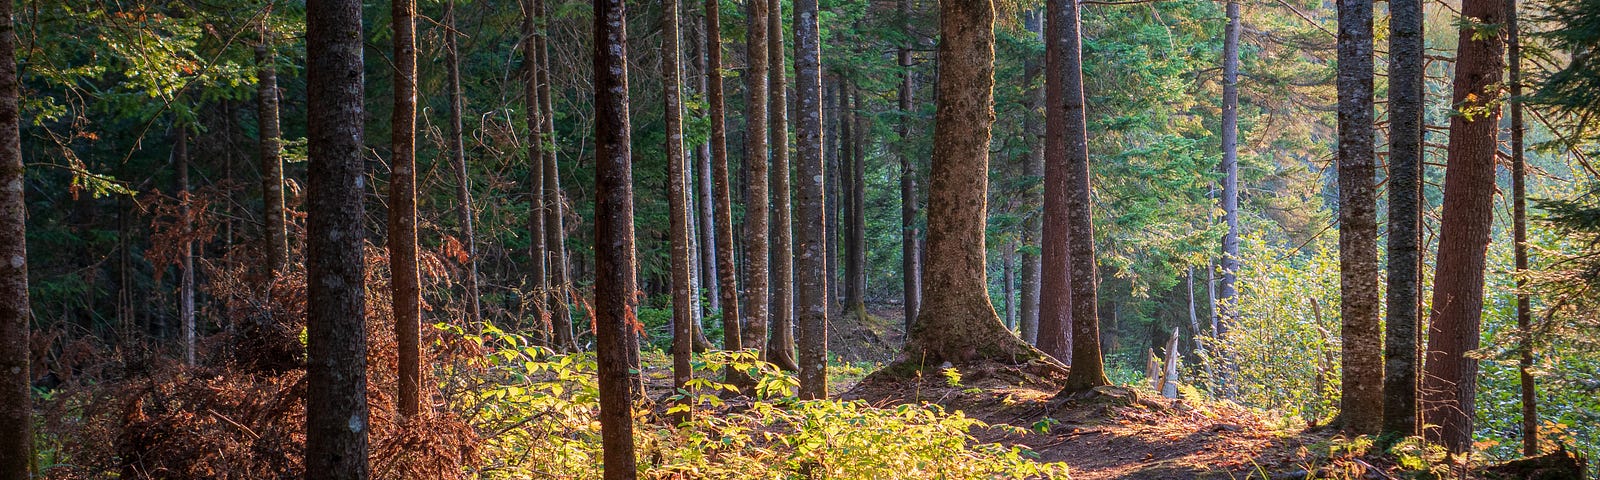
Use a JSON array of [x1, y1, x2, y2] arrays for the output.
[[303, 0, 370, 475], [1507, 0, 1537, 455], [177, 127, 196, 367], [794, 0, 829, 399], [768, 0, 798, 371], [523, 0, 551, 341], [663, 0, 695, 414], [1218, 0, 1241, 328], [1382, 0, 1424, 438], [824, 78, 842, 306], [391, 0, 422, 418], [1336, 0, 1383, 435], [1186, 268, 1218, 382], [445, 0, 483, 326], [1018, 8, 1044, 346], [594, 0, 641, 475], [1057, 0, 1110, 392], [1003, 244, 1016, 329], [1037, 0, 1075, 363], [1422, 0, 1504, 452], [741, 0, 771, 359], [694, 22, 721, 317], [0, 0, 30, 471], [257, 20, 288, 280], [536, 0, 576, 351], [840, 86, 857, 308], [707, 0, 742, 351], [846, 86, 868, 319], [898, 0, 922, 332], [907, 0, 1044, 366]]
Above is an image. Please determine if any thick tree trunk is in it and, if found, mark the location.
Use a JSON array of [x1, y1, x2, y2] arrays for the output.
[[256, 21, 288, 280], [1018, 8, 1044, 346], [523, 0, 550, 342], [707, 0, 742, 351], [535, 0, 575, 351], [768, 0, 798, 371], [303, 0, 370, 475], [898, 0, 922, 332], [1037, 0, 1074, 363], [177, 127, 196, 367], [1052, 0, 1111, 392], [1218, 0, 1241, 329], [0, 0, 31, 471], [1382, 0, 1424, 438], [1507, 0, 1537, 456], [391, 0, 422, 418], [1422, 0, 1504, 452], [794, 0, 829, 399], [594, 0, 641, 476], [1336, 0, 1383, 435], [664, 0, 695, 413], [907, 0, 1043, 366], [742, 0, 771, 359], [445, 1, 483, 325]]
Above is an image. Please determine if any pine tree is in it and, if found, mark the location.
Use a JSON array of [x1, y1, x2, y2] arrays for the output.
[[1337, 0, 1383, 434], [390, 0, 423, 418], [664, 0, 695, 409], [594, 0, 641, 475], [794, 0, 830, 399], [1382, 0, 1424, 437], [0, 0, 32, 472]]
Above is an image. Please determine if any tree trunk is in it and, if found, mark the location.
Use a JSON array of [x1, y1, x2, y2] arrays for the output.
[[1003, 244, 1016, 329], [445, 0, 483, 325], [303, 0, 370, 475], [845, 86, 868, 320], [1507, 0, 1537, 456], [794, 0, 829, 399], [1422, 0, 1504, 452], [706, 0, 742, 351], [1336, 0, 1383, 435], [1057, 0, 1110, 392], [768, 0, 798, 371], [0, 0, 32, 470], [663, 0, 695, 413], [741, 0, 771, 359], [825, 78, 842, 306], [898, 0, 922, 332], [177, 127, 196, 367], [1037, 0, 1074, 363], [839, 85, 856, 308], [523, 0, 550, 342], [694, 20, 721, 317], [594, 0, 641, 475], [256, 20, 288, 280], [1018, 8, 1044, 346], [535, 0, 576, 351], [390, 0, 422, 418], [1218, 0, 1241, 329], [907, 0, 1043, 366], [1382, 0, 1424, 438]]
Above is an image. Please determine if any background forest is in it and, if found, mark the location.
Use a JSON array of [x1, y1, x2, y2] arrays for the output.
[[2, 0, 1599, 477]]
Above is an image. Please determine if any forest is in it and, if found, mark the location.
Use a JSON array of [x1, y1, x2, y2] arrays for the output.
[[0, 0, 1598, 477]]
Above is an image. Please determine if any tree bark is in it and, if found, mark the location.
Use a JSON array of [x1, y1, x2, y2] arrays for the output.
[[706, 0, 742, 351], [824, 78, 842, 305], [523, 0, 551, 342], [664, 0, 695, 413], [303, 0, 370, 475], [1422, 0, 1504, 452], [256, 19, 288, 280], [845, 86, 868, 320], [1037, 0, 1074, 363], [1002, 244, 1016, 329], [391, 0, 422, 418], [177, 127, 196, 367], [1218, 0, 1241, 329], [741, 0, 771, 359], [535, 0, 576, 351], [768, 0, 798, 371], [1018, 8, 1044, 346], [794, 0, 829, 399], [1057, 0, 1110, 392], [1507, 0, 1537, 456], [594, 0, 641, 475], [898, 0, 922, 332], [0, 0, 32, 471], [445, 0, 483, 326], [1383, 0, 1423, 438], [1336, 0, 1383, 435], [694, 21, 721, 317], [907, 0, 1042, 366]]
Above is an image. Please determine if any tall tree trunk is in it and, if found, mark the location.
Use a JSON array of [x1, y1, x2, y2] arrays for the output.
[[303, 0, 370, 475], [257, 20, 288, 280], [824, 78, 842, 305], [1218, 0, 1241, 329], [177, 127, 196, 367], [839, 85, 857, 309], [445, 0, 483, 325], [694, 20, 721, 318], [1336, 0, 1383, 435], [663, 0, 695, 414], [1382, 0, 1424, 438], [0, 0, 30, 471], [1507, 0, 1537, 455], [898, 0, 922, 332], [1037, 0, 1075, 363], [1057, 0, 1110, 392], [594, 0, 641, 475], [536, 0, 576, 351], [907, 0, 1043, 366], [706, 0, 742, 351], [1422, 0, 1504, 452], [846, 86, 868, 320], [524, 0, 550, 342], [391, 0, 422, 418], [768, 0, 798, 371], [794, 0, 829, 399], [742, 0, 771, 359], [1018, 8, 1044, 346]]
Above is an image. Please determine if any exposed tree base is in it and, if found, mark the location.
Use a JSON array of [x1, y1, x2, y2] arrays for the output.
[[1482, 446, 1588, 480]]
